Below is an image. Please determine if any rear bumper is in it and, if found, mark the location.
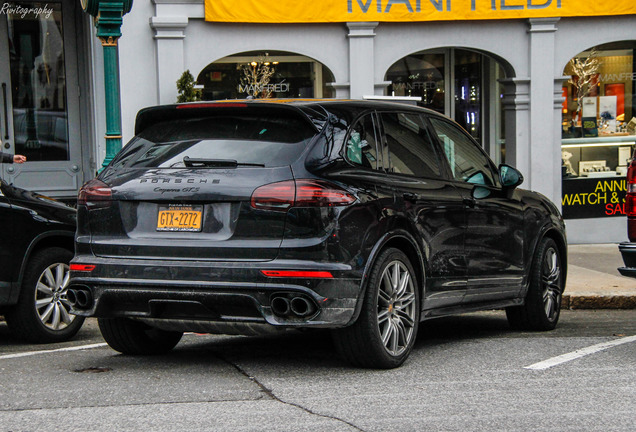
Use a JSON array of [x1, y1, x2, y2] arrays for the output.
[[68, 256, 362, 330], [618, 242, 636, 278]]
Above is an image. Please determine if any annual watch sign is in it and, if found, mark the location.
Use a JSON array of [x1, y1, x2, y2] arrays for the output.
[[562, 177, 627, 219]]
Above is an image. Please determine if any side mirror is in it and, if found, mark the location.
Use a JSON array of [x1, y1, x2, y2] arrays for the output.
[[499, 164, 524, 189]]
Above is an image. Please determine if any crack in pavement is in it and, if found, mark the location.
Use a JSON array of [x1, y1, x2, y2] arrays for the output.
[[220, 355, 367, 432]]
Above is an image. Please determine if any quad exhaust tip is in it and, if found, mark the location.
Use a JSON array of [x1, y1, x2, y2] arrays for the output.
[[271, 296, 291, 316], [290, 297, 314, 317], [67, 287, 94, 310], [270, 294, 317, 318]]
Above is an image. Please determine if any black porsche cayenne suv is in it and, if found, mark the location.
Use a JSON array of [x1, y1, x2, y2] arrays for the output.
[[69, 100, 567, 368]]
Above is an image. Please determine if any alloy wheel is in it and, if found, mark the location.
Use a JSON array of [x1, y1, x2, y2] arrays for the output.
[[34, 263, 76, 331], [377, 260, 417, 356], [541, 247, 561, 322]]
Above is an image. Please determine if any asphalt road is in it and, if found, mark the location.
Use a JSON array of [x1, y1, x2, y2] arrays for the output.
[[1, 310, 635, 431]]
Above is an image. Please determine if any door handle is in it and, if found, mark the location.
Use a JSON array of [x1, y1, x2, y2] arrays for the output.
[[403, 192, 419, 202], [463, 197, 475, 208], [2, 83, 8, 140]]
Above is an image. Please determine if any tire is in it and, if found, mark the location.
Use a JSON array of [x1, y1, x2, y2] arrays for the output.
[[4, 247, 85, 343], [98, 317, 183, 355], [333, 248, 420, 369], [506, 237, 563, 331]]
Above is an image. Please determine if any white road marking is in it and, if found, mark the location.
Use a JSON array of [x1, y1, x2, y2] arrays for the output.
[[525, 335, 636, 370], [0, 343, 108, 361]]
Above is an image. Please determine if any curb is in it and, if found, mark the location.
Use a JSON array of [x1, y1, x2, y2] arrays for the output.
[[563, 294, 636, 310]]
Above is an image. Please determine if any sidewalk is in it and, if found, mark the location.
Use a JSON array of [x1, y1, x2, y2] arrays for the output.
[[565, 243, 636, 309]]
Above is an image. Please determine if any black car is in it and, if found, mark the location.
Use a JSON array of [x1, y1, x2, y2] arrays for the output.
[[0, 179, 83, 342], [618, 145, 636, 278], [69, 100, 567, 368]]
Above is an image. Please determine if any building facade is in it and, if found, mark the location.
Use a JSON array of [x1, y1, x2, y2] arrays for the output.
[[0, 1, 635, 243]]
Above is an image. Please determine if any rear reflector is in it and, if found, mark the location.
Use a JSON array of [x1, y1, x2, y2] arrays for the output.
[[261, 270, 334, 278], [70, 264, 96, 272], [251, 179, 356, 211]]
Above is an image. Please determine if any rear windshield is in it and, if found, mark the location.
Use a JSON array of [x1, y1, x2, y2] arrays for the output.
[[111, 113, 317, 169]]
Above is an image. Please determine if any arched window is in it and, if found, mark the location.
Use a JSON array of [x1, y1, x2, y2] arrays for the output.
[[385, 48, 508, 164], [562, 41, 636, 139], [560, 41, 636, 221], [197, 51, 336, 101]]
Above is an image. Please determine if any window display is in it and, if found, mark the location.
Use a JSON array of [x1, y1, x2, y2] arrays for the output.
[[384, 48, 508, 164], [197, 51, 335, 101], [561, 42, 636, 219], [562, 42, 635, 139]]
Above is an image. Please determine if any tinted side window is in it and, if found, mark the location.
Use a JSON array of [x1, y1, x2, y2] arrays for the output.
[[429, 117, 497, 186], [346, 114, 380, 170], [380, 112, 442, 178]]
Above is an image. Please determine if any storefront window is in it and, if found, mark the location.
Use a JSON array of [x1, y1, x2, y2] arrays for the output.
[[385, 52, 445, 114], [561, 41, 636, 220], [454, 50, 482, 142], [197, 51, 335, 101], [385, 48, 506, 161], [562, 42, 635, 139]]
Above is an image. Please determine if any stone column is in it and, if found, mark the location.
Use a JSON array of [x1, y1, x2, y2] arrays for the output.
[[553, 77, 569, 210], [500, 78, 531, 179], [329, 83, 351, 99], [150, 16, 189, 104], [347, 22, 378, 100], [528, 18, 560, 204]]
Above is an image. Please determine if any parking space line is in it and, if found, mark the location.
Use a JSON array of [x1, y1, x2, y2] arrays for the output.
[[524, 335, 636, 370], [0, 343, 108, 361]]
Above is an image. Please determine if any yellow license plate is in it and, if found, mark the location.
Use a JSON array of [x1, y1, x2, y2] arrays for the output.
[[157, 205, 203, 232]]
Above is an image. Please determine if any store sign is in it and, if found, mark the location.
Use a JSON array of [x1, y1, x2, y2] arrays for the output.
[[392, 81, 438, 90], [562, 177, 627, 219], [598, 73, 636, 83], [238, 81, 291, 95], [205, 0, 636, 23]]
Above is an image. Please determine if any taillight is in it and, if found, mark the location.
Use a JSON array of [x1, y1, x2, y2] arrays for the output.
[[294, 180, 357, 207], [627, 158, 636, 241], [251, 180, 296, 211], [250, 179, 356, 211], [78, 178, 112, 209]]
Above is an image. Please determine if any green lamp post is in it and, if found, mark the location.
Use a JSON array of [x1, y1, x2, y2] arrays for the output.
[[80, 0, 133, 171]]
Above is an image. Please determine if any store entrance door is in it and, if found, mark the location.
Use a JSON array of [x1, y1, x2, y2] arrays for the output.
[[0, 1, 84, 198]]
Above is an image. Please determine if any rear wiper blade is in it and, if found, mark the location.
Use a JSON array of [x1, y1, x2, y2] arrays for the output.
[[182, 157, 264, 168]]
